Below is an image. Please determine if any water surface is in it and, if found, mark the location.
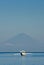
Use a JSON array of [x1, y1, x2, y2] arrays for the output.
[[0, 52, 44, 65]]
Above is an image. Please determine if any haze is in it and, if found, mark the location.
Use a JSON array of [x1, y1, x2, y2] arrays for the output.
[[0, 0, 44, 51]]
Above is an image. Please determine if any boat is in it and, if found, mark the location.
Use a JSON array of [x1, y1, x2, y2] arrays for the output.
[[20, 50, 26, 56]]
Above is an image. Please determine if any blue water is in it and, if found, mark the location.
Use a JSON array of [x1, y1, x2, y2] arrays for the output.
[[0, 52, 44, 65]]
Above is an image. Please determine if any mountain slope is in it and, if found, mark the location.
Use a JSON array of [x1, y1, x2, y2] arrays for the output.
[[0, 33, 44, 52]]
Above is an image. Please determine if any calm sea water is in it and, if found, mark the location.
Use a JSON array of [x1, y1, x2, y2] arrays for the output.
[[0, 52, 44, 65]]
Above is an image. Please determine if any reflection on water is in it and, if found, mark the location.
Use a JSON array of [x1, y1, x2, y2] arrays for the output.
[[0, 53, 44, 65], [20, 56, 26, 65]]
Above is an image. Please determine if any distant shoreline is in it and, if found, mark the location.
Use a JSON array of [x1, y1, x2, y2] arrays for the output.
[[0, 52, 44, 54]]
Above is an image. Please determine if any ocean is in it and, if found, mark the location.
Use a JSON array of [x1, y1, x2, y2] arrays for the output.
[[0, 52, 44, 65]]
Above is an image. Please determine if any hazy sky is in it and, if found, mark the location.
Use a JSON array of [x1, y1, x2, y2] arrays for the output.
[[0, 0, 44, 43]]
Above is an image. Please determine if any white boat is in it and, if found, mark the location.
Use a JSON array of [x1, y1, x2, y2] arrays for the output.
[[20, 50, 26, 56]]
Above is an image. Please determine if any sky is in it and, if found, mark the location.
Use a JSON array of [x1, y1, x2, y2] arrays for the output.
[[0, 0, 44, 43]]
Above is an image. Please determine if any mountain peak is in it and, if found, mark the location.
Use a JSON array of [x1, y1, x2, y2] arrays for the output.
[[5, 33, 33, 45], [17, 33, 28, 36], [15, 33, 32, 39]]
